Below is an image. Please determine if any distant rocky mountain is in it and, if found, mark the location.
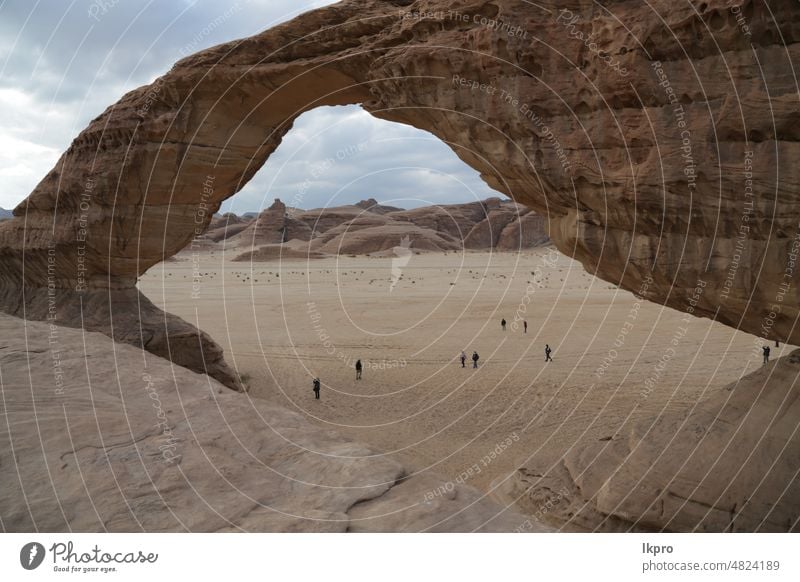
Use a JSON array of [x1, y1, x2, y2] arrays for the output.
[[354, 197, 405, 215], [0, 207, 12, 220], [204, 213, 250, 242], [194, 197, 549, 260]]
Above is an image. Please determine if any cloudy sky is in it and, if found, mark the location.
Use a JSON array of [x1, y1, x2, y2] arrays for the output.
[[0, 0, 497, 213]]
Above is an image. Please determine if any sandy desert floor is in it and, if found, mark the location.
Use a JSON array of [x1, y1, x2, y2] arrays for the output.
[[139, 248, 777, 501]]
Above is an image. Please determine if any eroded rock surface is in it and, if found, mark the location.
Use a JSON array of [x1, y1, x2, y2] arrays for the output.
[[204, 212, 250, 242], [493, 351, 800, 532], [222, 197, 548, 257], [354, 198, 405, 215]]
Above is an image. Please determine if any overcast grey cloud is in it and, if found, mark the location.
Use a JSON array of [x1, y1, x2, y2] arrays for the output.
[[0, 0, 497, 212]]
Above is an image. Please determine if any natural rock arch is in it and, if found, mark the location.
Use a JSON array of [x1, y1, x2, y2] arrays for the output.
[[1, 0, 798, 389]]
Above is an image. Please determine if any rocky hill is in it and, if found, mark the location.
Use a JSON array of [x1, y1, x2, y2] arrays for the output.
[[354, 197, 404, 215], [200, 197, 549, 260], [0, 207, 12, 221]]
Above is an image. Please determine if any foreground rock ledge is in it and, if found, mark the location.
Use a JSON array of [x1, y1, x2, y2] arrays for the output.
[[1, 0, 798, 384], [493, 350, 800, 532], [0, 315, 541, 532]]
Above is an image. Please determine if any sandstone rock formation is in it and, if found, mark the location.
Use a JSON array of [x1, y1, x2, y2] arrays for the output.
[[354, 198, 404, 215], [0, 0, 798, 531], [0, 314, 541, 532], [493, 350, 800, 532], [313, 223, 457, 254], [291, 205, 369, 236], [228, 198, 313, 247], [204, 212, 249, 242], [223, 197, 548, 259], [5, 0, 795, 355], [464, 203, 524, 249], [496, 212, 549, 251], [390, 199, 502, 240]]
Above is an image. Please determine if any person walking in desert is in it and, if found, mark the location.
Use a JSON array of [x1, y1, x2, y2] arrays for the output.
[[460, 350, 467, 368], [501, 318, 506, 331], [312, 377, 321, 399], [472, 351, 480, 368], [763, 345, 771, 365], [523, 320, 528, 333], [355, 359, 363, 380], [545, 344, 553, 362]]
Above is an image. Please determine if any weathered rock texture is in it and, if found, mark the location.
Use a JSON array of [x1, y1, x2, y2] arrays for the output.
[[0, 0, 798, 530], [233, 199, 296, 246], [222, 197, 548, 257], [354, 198, 405, 215], [0, 314, 539, 532], [204, 212, 249, 242], [493, 350, 800, 532]]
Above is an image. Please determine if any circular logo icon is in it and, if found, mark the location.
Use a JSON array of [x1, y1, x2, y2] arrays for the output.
[[19, 542, 45, 570]]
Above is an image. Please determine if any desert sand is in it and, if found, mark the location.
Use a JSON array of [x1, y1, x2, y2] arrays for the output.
[[0, 311, 539, 532], [139, 247, 768, 522]]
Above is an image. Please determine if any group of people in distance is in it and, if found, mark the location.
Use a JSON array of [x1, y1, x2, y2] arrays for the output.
[[312, 339, 774, 398], [309, 305, 785, 398], [312, 319, 555, 400], [461, 318, 552, 370], [459, 350, 481, 368], [503, 317, 554, 363], [313, 359, 363, 399]]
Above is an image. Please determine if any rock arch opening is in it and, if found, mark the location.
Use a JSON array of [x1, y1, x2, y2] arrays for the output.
[[135, 100, 550, 394], [218, 103, 499, 215]]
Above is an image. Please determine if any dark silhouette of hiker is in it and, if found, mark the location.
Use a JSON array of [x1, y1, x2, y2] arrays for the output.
[[460, 350, 467, 368], [355, 359, 362, 380], [776, 340, 780, 347], [523, 320, 528, 333], [763, 345, 770, 365], [313, 378, 321, 399], [501, 318, 506, 331], [472, 351, 480, 368], [545, 344, 553, 362]]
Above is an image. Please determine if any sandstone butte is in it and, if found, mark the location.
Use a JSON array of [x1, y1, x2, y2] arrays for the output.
[[211, 196, 548, 255], [0, 0, 798, 531]]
